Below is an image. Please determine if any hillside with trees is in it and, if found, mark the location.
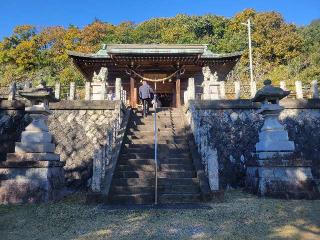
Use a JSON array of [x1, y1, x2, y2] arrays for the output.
[[0, 9, 319, 87]]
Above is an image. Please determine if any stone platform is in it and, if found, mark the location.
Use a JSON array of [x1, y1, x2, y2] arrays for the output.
[[245, 153, 319, 199], [0, 160, 65, 204]]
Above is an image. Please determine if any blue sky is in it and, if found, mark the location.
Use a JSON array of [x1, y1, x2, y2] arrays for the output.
[[0, 0, 319, 39]]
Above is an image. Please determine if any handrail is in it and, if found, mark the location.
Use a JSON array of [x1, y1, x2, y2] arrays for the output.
[[153, 92, 158, 205]]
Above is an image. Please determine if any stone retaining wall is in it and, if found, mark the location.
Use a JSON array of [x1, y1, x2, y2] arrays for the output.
[[0, 101, 26, 161], [186, 99, 320, 189], [0, 100, 123, 189]]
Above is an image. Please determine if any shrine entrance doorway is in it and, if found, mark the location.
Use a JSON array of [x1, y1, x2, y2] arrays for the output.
[[143, 73, 180, 108]]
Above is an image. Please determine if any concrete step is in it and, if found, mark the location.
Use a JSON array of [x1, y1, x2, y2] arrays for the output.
[[114, 170, 196, 179], [160, 164, 195, 171], [131, 114, 182, 120], [125, 139, 188, 145], [126, 135, 187, 141], [110, 186, 154, 194], [123, 143, 189, 149], [120, 152, 190, 160], [117, 163, 193, 171], [126, 129, 185, 135], [118, 159, 156, 166], [111, 185, 200, 195], [119, 158, 193, 165], [139, 119, 184, 125], [112, 177, 199, 186], [159, 193, 201, 203], [122, 148, 188, 154], [109, 193, 154, 204], [128, 125, 185, 131]]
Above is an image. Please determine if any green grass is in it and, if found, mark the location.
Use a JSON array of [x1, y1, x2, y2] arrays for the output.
[[0, 190, 319, 240]]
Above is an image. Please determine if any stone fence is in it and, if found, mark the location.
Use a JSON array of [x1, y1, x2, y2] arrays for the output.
[[0, 100, 126, 189], [1, 79, 318, 103], [184, 79, 319, 101], [185, 99, 320, 189]]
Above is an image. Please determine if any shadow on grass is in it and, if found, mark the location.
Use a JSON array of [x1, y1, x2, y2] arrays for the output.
[[0, 189, 319, 240]]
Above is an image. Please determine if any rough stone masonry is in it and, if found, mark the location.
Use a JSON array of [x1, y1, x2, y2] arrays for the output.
[[186, 99, 320, 190], [0, 100, 123, 190]]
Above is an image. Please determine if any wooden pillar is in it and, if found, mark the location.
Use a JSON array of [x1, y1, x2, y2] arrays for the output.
[[134, 88, 137, 108], [176, 78, 181, 107], [130, 77, 136, 107]]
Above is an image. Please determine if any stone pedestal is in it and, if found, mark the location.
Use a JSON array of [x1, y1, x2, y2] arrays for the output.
[[0, 83, 65, 204], [0, 161, 65, 204], [246, 155, 318, 199], [201, 67, 221, 100], [245, 80, 319, 199], [91, 82, 108, 100], [115, 78, 122, 101], [91, 67, 109, 100]]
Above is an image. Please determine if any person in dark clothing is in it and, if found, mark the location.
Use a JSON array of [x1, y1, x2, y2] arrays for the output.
[[139, 80, 154, 117]]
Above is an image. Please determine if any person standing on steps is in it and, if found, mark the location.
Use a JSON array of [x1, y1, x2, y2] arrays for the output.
[[139, 80, 154, 118]]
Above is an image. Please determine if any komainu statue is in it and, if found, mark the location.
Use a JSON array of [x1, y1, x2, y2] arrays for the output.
[[202, 66, 211, 81], [93, 67, 108, 82], [201, 66, 220, 100]]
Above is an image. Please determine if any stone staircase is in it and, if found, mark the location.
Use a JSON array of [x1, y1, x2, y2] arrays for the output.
[[108, 108, 202, 204]]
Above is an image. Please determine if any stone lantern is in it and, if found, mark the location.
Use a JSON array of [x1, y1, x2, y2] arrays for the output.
[[0, 81, 65, 204], [245, 80, 319, 199], [17, 81, 57, 153]]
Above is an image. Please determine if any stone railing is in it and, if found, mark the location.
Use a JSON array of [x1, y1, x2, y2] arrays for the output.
[[54, 79, 128, 105], [87, 106, 131, 203], [184, 79, 319, 102], [0, 80, 128, 105]]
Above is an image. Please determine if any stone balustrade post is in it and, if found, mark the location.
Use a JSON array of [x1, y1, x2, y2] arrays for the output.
[[311, 80, 319, 99], [69, 82, 76, 100], [235, 81, 241, 99], [123, 90, 127, 104], [115, 78, 122, 100], [85, 82, 91, 100], [250, 81, 257, 98], [24, 81, 32, 89], [295, 81, 303, 99], [8, 82, 16, 101], [280, 81, 287, 90], [120, 86, 124, 102], [100, 82, 106, 100], [184, 91, 188, 103], [188, 77, 195, 100], [220, 81, 226, 99], [55, 82, 61, 100]]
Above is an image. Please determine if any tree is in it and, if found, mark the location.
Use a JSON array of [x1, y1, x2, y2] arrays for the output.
[[0, 11, 318, 87]]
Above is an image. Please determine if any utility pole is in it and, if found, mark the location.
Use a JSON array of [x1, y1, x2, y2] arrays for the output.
[[241, 19, 255, 97]]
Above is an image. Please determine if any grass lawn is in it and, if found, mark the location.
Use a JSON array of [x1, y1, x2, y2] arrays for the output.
[[0, 190, 319, 240]]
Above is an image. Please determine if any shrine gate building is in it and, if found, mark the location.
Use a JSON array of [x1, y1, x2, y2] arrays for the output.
[[68, 44, 242, 107]]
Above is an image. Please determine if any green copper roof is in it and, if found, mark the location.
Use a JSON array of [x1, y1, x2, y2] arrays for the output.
[[68, 44, 242, 59]]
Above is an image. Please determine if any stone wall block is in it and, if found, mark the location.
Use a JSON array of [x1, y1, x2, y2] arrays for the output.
[[47, 108, 121, 188]]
